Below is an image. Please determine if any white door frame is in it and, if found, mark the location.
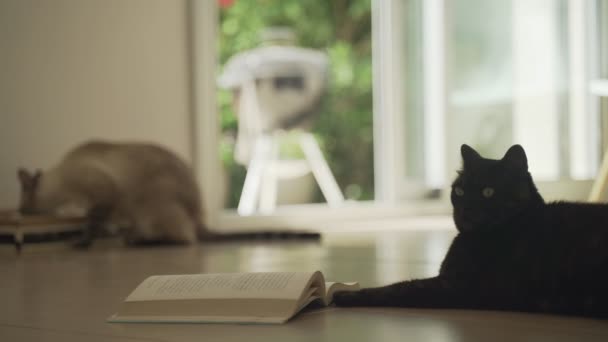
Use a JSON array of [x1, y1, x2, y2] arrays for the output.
[[190, 0, 221, 229], [372, 0, 406, 203]]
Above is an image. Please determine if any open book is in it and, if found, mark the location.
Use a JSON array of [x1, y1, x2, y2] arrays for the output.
[[108, 271, 359, 324]]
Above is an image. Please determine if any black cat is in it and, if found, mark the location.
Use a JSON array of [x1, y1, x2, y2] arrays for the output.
[[333, 144, 608, 318]]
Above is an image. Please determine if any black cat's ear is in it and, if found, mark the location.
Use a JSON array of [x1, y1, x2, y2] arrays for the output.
[[502, 144, 528, 171], [461, 144, 481, 168]]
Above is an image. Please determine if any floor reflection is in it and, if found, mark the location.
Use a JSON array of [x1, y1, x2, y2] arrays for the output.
[[4, 221, 608, 341], [192, 225, 457, 287]]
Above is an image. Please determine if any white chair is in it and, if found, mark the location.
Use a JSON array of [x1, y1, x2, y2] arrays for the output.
[[219, 40, 344, 215]]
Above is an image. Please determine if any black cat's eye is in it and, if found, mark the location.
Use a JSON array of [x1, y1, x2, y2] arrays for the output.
[[482, 187, 495, 198], [454, 187, 464, 196]]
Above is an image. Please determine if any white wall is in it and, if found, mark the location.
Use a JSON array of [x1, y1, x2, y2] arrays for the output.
[[0, 0, 193, 208]]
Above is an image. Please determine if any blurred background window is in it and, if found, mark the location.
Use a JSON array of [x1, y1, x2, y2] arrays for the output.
[[208, 0, 608, 219]]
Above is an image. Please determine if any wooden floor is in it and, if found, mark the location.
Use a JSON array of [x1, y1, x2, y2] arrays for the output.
[[2, 217, 608, 341]]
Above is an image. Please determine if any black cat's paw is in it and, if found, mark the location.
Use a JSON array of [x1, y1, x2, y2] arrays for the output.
[[333, 290, 367, 307]]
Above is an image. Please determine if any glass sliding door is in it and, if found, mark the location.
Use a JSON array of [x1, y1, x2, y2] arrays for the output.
[[392, 0, 604, 202]]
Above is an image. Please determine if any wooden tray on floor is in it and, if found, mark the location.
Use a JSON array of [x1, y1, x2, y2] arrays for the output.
[[0, 210, 87, 252]]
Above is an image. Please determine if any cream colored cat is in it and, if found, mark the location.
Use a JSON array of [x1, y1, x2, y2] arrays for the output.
[[18, 140, 320, 246], [18, 141, 207, 245]]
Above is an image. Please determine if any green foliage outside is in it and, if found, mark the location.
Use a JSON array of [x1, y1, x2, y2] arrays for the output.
[[218, 0, 374, 208]]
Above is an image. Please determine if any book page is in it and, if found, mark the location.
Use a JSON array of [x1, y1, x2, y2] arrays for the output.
[[294, 287, 322, 312], [126, 272, 316, 301]]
